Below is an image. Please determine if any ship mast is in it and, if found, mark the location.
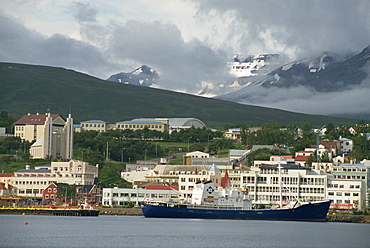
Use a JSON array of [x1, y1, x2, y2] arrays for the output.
[[278, 164, 283, 208]]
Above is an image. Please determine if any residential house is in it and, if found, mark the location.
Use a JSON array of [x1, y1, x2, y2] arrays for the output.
[[42, 182, 68, 204], [76, 183, 101, 205], [224, 128, 241, 140], [338, 137, 353, 154]]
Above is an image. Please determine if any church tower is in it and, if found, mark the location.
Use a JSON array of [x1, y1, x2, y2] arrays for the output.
[[30, 113, 74, 159]]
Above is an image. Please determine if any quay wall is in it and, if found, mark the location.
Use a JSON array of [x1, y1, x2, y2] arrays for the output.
[[99, 208, 370, 223]]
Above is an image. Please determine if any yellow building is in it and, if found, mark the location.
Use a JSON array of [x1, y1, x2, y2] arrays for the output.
[[14, 113, 74, 160], [116, 120, 167, 132], [14, 113, 65, 142], [79, 120, 108, 132]]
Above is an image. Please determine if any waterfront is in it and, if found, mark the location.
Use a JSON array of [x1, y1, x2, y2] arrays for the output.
[[1, 215, 370, 248]]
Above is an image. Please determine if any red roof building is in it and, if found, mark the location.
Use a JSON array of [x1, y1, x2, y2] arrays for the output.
[[14, 113, 66, 142]]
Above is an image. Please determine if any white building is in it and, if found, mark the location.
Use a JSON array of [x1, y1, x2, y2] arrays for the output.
[[131, 118, 206, 134], [223, 128, 241, 140], [338, 137, 353, 154], [102, 185, 179, 206], [327, 178, 365, 211], [332, 163, 370, 209], [29, 113, 74, 160], [51, 160, 98, 185], [11, 160, 98, 199], [185, 151, 210, 159], [241, 164, 328, 207]]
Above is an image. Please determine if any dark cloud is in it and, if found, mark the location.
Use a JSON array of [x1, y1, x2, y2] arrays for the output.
[[79, 20, 230, 91], [0, 13, 119, 78], [1, 1, 369, 118], [228, 75, 370, 119], [196, 0, 370, 60], [70, 2, 98, 23]]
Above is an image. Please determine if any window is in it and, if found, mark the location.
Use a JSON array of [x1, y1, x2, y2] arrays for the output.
[[328, 192, 334, 196], [345, 193, 350, 196], [48, 188, 52, 192], [336, 192, 342, 196]]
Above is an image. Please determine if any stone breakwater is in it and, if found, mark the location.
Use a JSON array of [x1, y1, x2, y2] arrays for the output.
[[100, 208, 143, 216], [99, 208, 370, 223], [326, 214, 370, 223]]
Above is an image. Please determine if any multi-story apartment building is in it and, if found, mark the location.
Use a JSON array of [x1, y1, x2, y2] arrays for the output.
[[327, 178, 365, 211], [332, 163, 370, 210], [241, 164, 328, 207]]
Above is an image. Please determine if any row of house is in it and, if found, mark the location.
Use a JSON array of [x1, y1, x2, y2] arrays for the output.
[[0, 160, 100, 206], [110, 149, 370, 211]]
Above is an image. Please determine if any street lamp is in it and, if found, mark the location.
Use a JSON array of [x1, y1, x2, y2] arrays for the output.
[[187, 136, 192, 151], [121, 148, 125, 162], [166, 147, 170, 164], [156, 142, 159, 157], [144, 149, 147, 165]]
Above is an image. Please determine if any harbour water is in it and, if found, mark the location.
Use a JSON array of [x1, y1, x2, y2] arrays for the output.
[[1, 215, 369, 248]]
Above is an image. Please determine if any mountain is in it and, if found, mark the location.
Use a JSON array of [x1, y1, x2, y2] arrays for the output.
[[197, 54, 281, 97], [107, 65, 159, 86], [217, 46, 370, 119], [0, 62, 358, 128]]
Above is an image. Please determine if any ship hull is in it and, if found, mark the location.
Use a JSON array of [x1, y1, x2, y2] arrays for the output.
[[142, 201, 331, 222]]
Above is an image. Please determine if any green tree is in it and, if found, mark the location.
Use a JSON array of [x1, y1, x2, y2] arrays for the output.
[[0, 111, 16, 134], [56, 184, 76, 204]]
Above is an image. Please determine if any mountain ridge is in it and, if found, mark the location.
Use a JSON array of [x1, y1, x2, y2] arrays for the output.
[[0, 62, 360, 128]]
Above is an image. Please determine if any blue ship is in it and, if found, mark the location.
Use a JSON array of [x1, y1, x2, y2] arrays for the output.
[[142, 181, 331, 222]]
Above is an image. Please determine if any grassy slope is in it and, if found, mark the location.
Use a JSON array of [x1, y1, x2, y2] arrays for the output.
[[0, 62, 357, 128]]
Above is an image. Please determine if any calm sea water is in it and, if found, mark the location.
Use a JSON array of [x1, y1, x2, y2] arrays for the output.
[[0, 215, 369, 248]]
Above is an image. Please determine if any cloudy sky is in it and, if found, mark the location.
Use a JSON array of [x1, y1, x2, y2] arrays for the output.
[[1, 0, 370, 117]]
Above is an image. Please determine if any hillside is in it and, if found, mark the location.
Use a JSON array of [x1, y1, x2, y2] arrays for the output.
[[0, 62, 357, 128]]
